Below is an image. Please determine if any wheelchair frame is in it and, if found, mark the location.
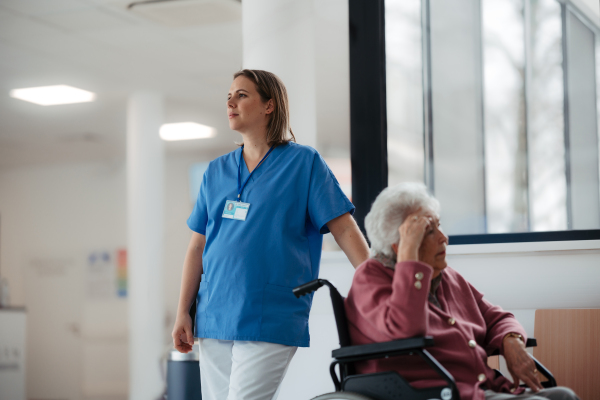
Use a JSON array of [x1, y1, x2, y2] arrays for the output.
[[293, 279, 556, 400]]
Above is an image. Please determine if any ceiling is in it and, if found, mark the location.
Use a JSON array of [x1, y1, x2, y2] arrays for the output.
[[0, 0, 244, 169], [574, 0, 600, 21], [1, 0, 596, 171]]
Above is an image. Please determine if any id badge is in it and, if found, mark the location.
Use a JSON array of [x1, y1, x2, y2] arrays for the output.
[[222, 200, 250, 221]]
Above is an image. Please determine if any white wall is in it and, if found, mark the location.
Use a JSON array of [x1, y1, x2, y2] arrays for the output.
[[0, 161, 128, 399], [0, 149, 225, 399], [0, 161, 127, 306]]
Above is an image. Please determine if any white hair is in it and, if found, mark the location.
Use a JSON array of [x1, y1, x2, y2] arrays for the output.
[[365, 182, 441, 259]]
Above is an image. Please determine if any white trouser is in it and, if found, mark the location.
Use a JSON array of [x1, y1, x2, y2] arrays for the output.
[[198, 338, 298, 400]]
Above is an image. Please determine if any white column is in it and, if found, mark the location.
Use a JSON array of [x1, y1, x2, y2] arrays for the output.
[[242, 0, 318, 148], [127, 92, 165, 400]]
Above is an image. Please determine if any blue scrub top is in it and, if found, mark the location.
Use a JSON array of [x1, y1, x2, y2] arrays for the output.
[[187, 142, 354, 347]]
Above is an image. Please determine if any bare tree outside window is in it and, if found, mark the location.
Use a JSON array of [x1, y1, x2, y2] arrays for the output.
[[483, 0, 529, 233]]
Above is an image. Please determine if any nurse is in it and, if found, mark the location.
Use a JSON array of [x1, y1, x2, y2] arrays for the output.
[[172, 69, 370, 400]]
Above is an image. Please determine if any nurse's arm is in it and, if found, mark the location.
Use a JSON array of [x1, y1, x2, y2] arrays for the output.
[[327, 212, 370, 269], [172, 231, 205, 353]]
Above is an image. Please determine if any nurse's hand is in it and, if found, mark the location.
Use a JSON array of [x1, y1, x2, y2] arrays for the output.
[[172, 313, 194, 353]]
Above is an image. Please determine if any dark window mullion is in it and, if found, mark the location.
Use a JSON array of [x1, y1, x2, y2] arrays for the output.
[[349, 0, 388, 235]]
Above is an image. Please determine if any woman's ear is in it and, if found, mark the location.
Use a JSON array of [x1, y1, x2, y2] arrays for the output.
[[265, 99, 274, 115], [391, 243, 399, 255]]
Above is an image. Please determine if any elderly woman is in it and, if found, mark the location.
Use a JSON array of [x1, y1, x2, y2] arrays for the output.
[[345, 183, 579, 400]]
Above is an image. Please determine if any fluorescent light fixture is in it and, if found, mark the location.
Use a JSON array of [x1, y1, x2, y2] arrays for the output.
[[10, 85, 96, 106], [160, 122, 216, 141]]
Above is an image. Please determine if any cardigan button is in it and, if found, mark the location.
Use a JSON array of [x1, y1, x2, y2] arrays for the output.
[[468, 340, 476, 348], [414, 281, 422, 290], [448, 317, 456, 325], [478, 373, 486, 382], [415, 272, 424, 280]]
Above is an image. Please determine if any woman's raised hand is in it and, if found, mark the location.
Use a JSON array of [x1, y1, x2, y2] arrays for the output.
[[172, 313, 194, 353], [397, 211, 432, 262]]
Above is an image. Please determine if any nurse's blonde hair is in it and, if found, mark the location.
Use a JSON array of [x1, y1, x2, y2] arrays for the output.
[[233, 69, 296, 147]]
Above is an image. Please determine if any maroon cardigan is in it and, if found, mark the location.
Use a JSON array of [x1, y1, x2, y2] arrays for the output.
[[344, 259, 527, 400]]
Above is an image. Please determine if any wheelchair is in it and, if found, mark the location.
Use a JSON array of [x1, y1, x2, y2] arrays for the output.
[[293, 279, 557, 400]]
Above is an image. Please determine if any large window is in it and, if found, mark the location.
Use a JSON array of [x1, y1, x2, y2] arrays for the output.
[[385, 0, 424, 185], [379, 0, 600, 241]]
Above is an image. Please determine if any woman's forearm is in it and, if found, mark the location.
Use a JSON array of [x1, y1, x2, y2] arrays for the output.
[[328, 213, 370, 268], [339, 227, 370, 268], [176, 232, 206, 317]]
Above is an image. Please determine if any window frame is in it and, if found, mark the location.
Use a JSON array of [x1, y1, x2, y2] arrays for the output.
[[349, 0, 600, 244]]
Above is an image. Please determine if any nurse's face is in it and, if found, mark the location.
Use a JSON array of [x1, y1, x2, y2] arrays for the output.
[[227, 76, 273, 135]]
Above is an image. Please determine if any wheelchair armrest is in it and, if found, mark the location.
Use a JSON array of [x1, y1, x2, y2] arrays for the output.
[[332, 336, 435, 361], [526, 337, 537, 347], [330, 336, 458, 397], [488, 337, 557, 387]]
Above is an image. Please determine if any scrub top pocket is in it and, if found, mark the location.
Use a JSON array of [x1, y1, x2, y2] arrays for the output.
[[195, 274, 209, 337], [260, 283, 309, 345]]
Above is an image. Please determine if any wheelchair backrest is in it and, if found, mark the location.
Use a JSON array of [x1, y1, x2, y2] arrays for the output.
[[293, 279, 352, 347]]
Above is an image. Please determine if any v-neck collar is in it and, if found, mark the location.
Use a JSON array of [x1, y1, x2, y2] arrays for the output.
[[235, 142, 290, 182]]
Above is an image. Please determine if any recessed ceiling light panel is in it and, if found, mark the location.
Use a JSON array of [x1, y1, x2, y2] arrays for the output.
[[160, 122, 216, 141], [10, 85, 96, 106]]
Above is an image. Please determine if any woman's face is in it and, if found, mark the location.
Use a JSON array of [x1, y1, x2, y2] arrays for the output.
[[226, 76, 273, 134], [417, 210, 449, 275]]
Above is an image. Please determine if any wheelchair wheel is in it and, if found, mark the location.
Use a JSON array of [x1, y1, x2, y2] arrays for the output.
[[311, 392, 374, 400]]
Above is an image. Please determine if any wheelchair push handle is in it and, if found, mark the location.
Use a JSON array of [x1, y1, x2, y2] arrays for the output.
[[293, 279, 324, 298]]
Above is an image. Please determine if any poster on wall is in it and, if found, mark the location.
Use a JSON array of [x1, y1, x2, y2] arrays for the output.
[[85, 251, 114, 300], [116, 249, 127, 298], [85, 249, 128, 300]]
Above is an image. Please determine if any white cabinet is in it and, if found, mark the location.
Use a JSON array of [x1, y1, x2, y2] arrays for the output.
[[0, 308, 26, 400]]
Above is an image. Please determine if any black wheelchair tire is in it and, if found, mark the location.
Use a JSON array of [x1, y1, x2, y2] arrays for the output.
[[310, 392, 375, 400]]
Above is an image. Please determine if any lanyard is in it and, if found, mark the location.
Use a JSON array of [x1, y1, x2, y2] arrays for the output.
[[237, 145, 275, 201]]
